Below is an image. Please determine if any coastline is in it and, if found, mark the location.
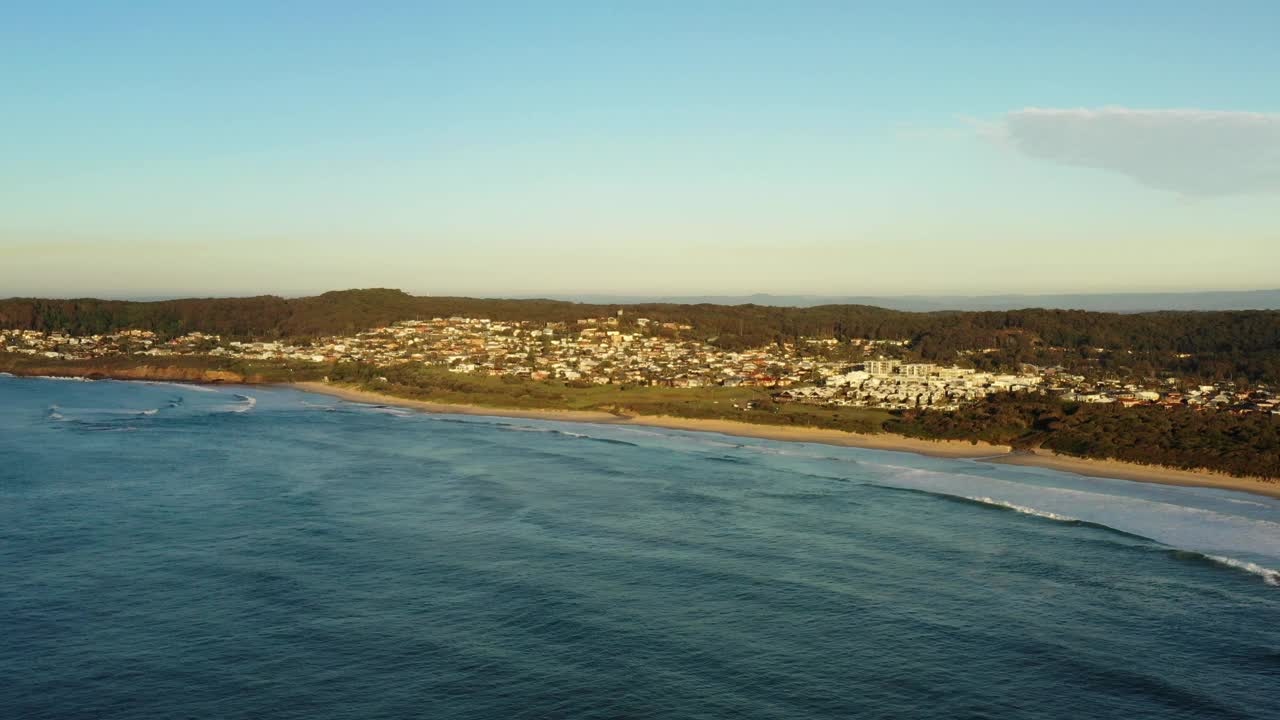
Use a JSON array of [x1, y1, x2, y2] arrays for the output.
[[988, 449, 1280, 499], [292, 381, 1280, 499], [292, 381, 631, 424], [292, 381, 1008, 459], [8, 369, 1274, 500]]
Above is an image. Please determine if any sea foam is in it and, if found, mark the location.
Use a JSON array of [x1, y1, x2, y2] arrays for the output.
[[964, 496, 1079, 522], [1204, 555, 1280, 586], [227, 394, 258, 413]]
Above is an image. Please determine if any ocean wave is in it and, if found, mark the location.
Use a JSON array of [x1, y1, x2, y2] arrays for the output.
[[433, 416, 494, 426], [301, 401, 340, 413], [620, 426, 747, 450], [738, 444, 862, 468], [751, 489, 848, 502], [1172, 551, 1280, 587], [1206, 555, 1280, 586], [705, 455, 749, 465], [135, 379, 222, 394], [611, 427, 676, 440], [864, 465, 1280, 585], [499, 425, 640, 447], [66, 407, 160, 416], [553, 430, 638, 447], [798, 471, 851, 483], [964, 496, 1079, 522], [365, 405, 413, 416], [871, 484, 1155, 542], [134, 380, 221, 394], [227, 394, 257, 413], [1222, 497, 1272, 509], [45, 404, 165, 428], [915, 487, 1280, 587]]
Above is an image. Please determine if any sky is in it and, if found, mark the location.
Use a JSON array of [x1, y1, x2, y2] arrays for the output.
[[3, 2, 1279, 299]]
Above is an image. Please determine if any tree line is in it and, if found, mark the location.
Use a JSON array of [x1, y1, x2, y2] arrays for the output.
[[887, 393, 1280, 479]]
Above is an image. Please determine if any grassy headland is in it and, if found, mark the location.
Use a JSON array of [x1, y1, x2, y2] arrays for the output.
[[0, 353, 326, 384]]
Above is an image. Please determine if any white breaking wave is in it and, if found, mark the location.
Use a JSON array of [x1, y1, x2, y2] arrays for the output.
[[861, 463, 1280, 580], [139, 409, 159, 416], [227, 395, 257, 413], [1222, 497, 1271, 509], [509, 426, 577, 436], [370, 406, 412, 416], [965, 496, 1079, 522], [136, 380, 217, 393], [1205, 555, 1280, 587]]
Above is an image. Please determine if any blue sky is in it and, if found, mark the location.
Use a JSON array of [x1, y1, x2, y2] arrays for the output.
[[3, 2, 1278, 298]]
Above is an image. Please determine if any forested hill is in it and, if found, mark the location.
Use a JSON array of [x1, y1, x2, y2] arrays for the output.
[[4, 288, 1280, 382]]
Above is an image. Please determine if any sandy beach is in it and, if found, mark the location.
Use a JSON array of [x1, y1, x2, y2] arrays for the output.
[[293, 381, 630, 424], [293, 381, 1280, 499], [618, 414, 1009, 458], [293, 382, 1008, 458]]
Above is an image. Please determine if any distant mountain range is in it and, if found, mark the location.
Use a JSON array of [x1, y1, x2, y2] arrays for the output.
[[539, 290, 1280, 313]]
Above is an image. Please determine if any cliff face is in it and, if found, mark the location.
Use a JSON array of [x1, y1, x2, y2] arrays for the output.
[[4, 364, 247, 383]]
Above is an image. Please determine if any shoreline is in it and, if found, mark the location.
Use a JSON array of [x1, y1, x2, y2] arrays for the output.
[[7, 370, 1275, 500], [292, 381, 632, 424], [292, 381, 1008, 459], [988, 449, 1280, 499], [292, 381, 1280, 499]]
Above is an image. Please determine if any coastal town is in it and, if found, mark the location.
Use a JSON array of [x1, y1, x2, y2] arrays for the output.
[[2, 316, 1276, 416]]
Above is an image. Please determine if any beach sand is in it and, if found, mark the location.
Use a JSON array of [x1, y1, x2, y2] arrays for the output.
[[619, 414, 1009, 458], [293, 382, 629, 424], [293, 381, 1280, 500], [293, 382, 1007, 458]]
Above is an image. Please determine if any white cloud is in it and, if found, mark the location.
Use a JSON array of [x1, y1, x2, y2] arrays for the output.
[[996, 108, 1280, 197]]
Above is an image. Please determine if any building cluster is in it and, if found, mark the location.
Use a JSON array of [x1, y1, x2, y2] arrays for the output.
[[3, 320, 1276, 415], [289, 316, 835, 388], [779, 359, 1044, 411], [1, 328, 167, 358], [1050, 375, 1277, 414], [3, 319, 820, 388]]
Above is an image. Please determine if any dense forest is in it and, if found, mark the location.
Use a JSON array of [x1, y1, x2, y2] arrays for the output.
[[4, 288, 1280, 382], [887, 394, 1280, 479]]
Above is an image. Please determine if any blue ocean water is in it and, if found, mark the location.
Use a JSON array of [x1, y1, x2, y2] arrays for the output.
[[2, 376, 1279, 719]]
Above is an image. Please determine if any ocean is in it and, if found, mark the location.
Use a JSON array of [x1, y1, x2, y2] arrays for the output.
[[2, 375, 1278, 719]]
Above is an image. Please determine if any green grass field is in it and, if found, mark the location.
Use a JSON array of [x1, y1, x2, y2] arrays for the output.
[[327, 362, 892, 434]]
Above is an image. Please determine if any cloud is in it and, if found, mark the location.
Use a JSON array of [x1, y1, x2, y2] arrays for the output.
[[995, 108, 1280, 197]]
